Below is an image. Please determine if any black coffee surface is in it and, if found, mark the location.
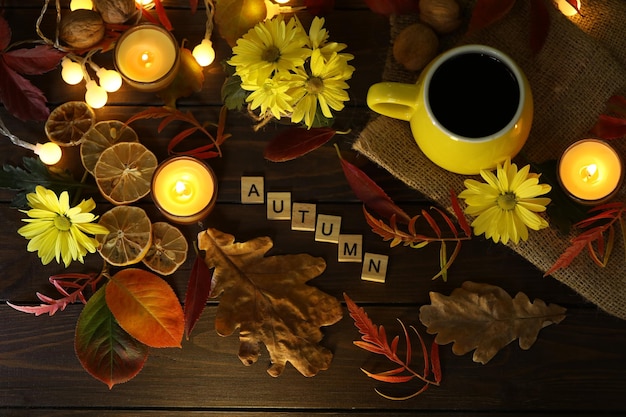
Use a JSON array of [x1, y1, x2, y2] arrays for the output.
[[428, 53, 520, 138]]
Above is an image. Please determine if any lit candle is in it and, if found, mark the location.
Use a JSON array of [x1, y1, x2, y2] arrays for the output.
[[558, 139, 623, 204], [151, 156, 218, 224], [114, 24, 180, 92]]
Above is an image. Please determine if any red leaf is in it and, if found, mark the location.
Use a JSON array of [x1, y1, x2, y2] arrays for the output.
[[589, 114, 626, 139], [363, 0, 419, 16], [361, 368, 415, 383], [264, 127, 336, 162], [529, 0, 550, 54], [190, 0, 199, 13], [565, 0, 580, 12], [467, 0, 516, 33], [0, 15, 11, 50], [305, 0, 335, 16], [3, 45, 65, 75], [153, 0, 173, 31], [184, 254, 213, 339], [0, 59, 50, 121], [336, 147, 411, 224], [450, 189, 472, 236], [431, 341, 442, 384]]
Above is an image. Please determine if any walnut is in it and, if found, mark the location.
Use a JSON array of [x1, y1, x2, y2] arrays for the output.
[[393, 23, 439, 72], [419, 0, 462, 34], [59, 9, 105, 49], [93, 0, 137, 24]]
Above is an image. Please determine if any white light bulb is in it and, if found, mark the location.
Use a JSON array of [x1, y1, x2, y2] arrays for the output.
[[97, 68, 123, 92], [556, 0, 581, 16], [85, 80, 108, 109], [274, 0, 289, 4], [135, 0, 155, 7], [70, 0, 93, 10], [192, 39, 215, 67], [34, 142, 63, 165], [61, 58, 84, 85]]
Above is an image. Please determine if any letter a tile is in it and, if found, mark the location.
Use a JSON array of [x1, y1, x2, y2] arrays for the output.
[[241, 176, 264, 204], [291, 202, 316, 231], [361, 253, 389, 283], [338, 234, 362, 262], [267, 192, 291, 220], [315, 214, 341, 243]]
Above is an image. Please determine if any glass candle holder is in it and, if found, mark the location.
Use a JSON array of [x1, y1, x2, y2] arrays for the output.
[[558, 139, 624, 205], [114, 24, 180, 92], [151, 156, 218, 224]]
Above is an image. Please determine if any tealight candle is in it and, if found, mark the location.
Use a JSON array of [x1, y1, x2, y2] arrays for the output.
[[114, 24, 180, 92], [558, 139, 623, 204], [151, 156, 218, 224]]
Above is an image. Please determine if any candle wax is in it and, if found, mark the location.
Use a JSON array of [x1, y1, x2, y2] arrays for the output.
[[559, 139, 622, 202], [115, 26, 177, 83], [152, 158, 215, 217]]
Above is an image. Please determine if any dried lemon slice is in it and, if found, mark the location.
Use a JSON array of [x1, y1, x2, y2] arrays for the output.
[[96, 205, 152, 266], [80, 120, 139, 174], [45, 101, 96, 146], [94, 142, 158, 205], [142, 222, 188, 275]]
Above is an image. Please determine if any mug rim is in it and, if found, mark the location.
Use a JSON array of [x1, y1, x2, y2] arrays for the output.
[[423, 44, 527, 144]]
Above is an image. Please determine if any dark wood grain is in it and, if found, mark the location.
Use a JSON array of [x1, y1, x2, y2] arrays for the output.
[[1, 0, 626, 415]]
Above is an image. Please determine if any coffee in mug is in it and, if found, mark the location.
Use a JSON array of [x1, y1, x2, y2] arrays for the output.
[[367, 44, 533, 175]]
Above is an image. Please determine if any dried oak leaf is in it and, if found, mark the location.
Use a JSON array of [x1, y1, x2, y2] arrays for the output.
[[419, 281, 566, 364], [197, 228, 343, 377]]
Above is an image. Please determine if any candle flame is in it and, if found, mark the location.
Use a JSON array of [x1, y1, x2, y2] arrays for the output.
[[581, 164, 599, 183], [175, 180, 191, 198], [140, 51, 154, 68]]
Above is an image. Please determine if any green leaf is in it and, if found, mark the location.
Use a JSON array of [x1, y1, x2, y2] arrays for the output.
[[214, 0, 267, 47], [0, 157, 92, 208], [221, 64, 248, 111], [75, 285, 150, 389]]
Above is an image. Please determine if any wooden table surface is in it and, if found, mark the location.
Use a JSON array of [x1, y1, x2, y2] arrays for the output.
[[1, 0, 626, 415]]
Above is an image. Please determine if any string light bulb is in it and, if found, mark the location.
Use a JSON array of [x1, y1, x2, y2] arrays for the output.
[[84, 80, 107, 108], [264, 0, 305, 20], [96, 68, 122, 92], [70, 0, 93, 10], [34, 142, 63, 165], [556, 0, 581, 16], [192, 39, 215, 67], [274, 0, 290, 3], [135, 0, 155, 9], [61, 58, 84, 85]]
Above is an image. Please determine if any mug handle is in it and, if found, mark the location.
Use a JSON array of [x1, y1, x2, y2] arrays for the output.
[[366, 82, 421, 122]]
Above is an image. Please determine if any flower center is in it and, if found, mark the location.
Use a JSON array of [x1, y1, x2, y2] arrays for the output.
[[496, 192, 518, 211], [54, 215, 72, 231], [262, 46, 281, 63], [306, 77, 324, 94]]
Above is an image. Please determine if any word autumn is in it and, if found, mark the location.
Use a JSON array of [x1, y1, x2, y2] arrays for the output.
[[241, 176, 388, 283]]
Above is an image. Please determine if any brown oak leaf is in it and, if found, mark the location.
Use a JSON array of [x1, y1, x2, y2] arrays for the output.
[[197, 228, 343, 377], [419, 281, 566, 364]]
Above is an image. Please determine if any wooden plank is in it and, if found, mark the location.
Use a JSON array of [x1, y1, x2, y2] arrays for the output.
[[1, 305, 625, 412]]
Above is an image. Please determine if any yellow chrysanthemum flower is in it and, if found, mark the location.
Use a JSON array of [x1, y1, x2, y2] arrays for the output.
[[243, 76, 294, 120], [228, 16, 309, 85], [18, 186, 110, 267], [289, 49, 355, 128], [458, 159, 552, 244]]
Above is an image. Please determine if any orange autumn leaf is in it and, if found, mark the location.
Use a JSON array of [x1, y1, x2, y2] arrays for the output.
[[198, 228, 343, 377], [105, 268, 184, 348]]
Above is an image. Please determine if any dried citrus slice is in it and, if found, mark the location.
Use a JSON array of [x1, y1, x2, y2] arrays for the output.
[[80, 120, 139, 174], [96, 205, 152, 266], [142, 222, 188, 275], [94, 142, 158, 205], [45, 101, 96, 146]]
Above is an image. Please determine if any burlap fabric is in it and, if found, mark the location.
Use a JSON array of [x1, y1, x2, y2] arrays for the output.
[[354, 0, 626, 319]]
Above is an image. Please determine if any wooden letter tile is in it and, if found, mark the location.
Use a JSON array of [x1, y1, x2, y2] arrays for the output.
[[361, 253, 389, 283], [291, 203, 316, 231], [267, 192, 291, 220], [315, 214, 341, 243], [338, 234, 363, 262], [241, 176, 264, 204]]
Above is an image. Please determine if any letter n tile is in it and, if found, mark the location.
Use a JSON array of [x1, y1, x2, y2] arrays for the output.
[[361, 253, 388, 283]]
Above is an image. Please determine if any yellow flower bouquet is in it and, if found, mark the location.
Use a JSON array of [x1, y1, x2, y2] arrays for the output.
[[222, 15, 355, 130]]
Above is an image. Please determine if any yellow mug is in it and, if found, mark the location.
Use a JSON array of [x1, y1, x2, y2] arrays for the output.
[[367, 44, 533, 175]]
